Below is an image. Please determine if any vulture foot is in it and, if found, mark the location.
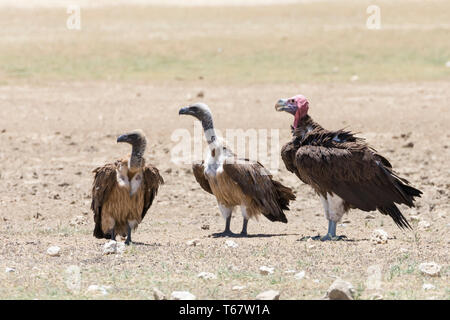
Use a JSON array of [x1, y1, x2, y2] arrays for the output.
[[315, 234, 347, 241], [212, 230, 235, 238]]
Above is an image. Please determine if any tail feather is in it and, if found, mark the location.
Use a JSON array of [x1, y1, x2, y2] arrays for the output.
[[378, 204, 412, 230]]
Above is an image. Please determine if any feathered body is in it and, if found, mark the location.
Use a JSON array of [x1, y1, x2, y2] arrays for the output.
[[91, 130, 164, 244], [180, 103, 295, 236], [276, 95, 422, 240]]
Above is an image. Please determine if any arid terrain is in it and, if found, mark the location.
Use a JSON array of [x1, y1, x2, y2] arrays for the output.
[[0, 0, 448, 300]]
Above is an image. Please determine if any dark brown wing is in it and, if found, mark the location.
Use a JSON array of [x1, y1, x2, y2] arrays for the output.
[[192, 161, 213, 194], [141, 165, 164, 219], [91, 163, 117, 238], [294, 145, 421, 228], [223, 159, 295, 223]]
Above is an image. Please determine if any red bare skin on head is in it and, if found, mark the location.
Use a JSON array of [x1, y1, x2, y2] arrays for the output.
[[293, 95, 309, 128]]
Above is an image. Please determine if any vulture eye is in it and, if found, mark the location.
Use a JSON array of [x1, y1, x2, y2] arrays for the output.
[[289, 99, 295, 104]]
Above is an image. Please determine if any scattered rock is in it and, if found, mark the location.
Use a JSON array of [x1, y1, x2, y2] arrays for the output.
[[201, 224, 210, 230], [196, 91, 204, 98], [153, 287, 167, 300], [47, 246, 61, 257], [171, 291, 196, 300], [445, 61, 450, 68], [294, 271, 306, 280], [259, 266, 274, 275], [419, 262, 441, 277], [325, 279, 355, 300], [370, 294, 384, 300], [423, 283, 435, 291], [197, 272, 217, 280], [402, 142, 414, 148], [225, 240, 238, 248], [5, 267, 15, 273], [418, 220, 431, 230], [365, 214, 375, 219], [232, 285, 246, 291], [350, 75, 359, 82], [186, 239, 200, 247], [410, 215, 421, 222], [86, 285, 110, 296], [371, 229, 388, 244], [102, 240, 125, 255], [284, 270, 296, 274], [256, 290, 280, 300]]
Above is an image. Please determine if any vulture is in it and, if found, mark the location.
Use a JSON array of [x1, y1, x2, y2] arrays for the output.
[[179, 103, 295, 237], [275, 94, 422, 241], [91, 130, 164, 245]]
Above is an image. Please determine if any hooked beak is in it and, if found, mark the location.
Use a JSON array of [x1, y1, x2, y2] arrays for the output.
[[117, 134, 129, 143], [178, 106, 190, 115], [275, 98, 290, 112]]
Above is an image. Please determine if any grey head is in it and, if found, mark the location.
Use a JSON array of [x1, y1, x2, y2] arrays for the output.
[[117, 129, 147, 168], [179, 102, 213, 123]]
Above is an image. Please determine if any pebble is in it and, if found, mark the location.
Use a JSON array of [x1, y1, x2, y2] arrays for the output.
[[232, 285, 246, 291], [371, 229, 388, 244], [418, 220, 431, 230], [102, 240, 125, 255], [47, 246, 61, 257], [186, 239, 200, 247], [256, 290, 280, 300], [225, 240, 238, 248], [445, 61, 450, 68], [259, 266, 274, 275], [5, 267, 15, 273], [325, 279, 355, 300], [350, 75, 359, 82], [197, 272, 217, 280], [365, 214, 375, 219], [419, 262, 441, 277], [153, 288, 167, 300], [410, 215, 421, 222], [86, 285, 110, 296], [171, 291, 196, 300], [422, 283, 435, 291], [294, 271, 306, 280]]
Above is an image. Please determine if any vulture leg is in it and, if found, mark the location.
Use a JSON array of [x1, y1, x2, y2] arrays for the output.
[[125, 225, 132, 245], [240, 205, 249, 236], [212, 204, 234, 237], [110, 227, 116, 241], [312, 195, 347, 241]]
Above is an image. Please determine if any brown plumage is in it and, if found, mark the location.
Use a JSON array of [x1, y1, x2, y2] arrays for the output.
[[180, 103, 295, 236], [91, 130, 164, 244], [276, 95, 422, 240]]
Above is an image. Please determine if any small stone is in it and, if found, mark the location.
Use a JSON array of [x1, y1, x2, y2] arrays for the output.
[[307, 244, 316, 249], [103, 240, 118, 255], [284, 270, 296, 274], [422, 283, 435, 290], [171, 291, 196, 300], [371, 229, 388, 244], [365, 214, 375, 219], [232, 285, 246, 291], [116, 242, 126, 254], [445, 61, 450, 68], [200, 224, 209, 230], [186, 239, 200, 247], [259, 266, 274, 275], [419, 262, 441, 277], [153, 287, 167, 300], [410, 215, 421, 222], [5, 267, 15, 273], [325, 279, 355, 300], [225, 240, 238, 248], [196, 91, 204, 98], [47, 246, 61, 257], [370, 294, 384, 300], [256, 290, 280, 300], [86, 285, 110, 296], [418, 220, 431, 230], [399, 248, 408, 253], [294, 271, 306, 280], [402, 142, 414, 148], [197, 272, 217, 280], [350, 75, 359, 82]]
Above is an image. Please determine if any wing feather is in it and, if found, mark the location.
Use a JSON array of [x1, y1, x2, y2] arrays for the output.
[[192, 161, 213, 194], [141, 165, 164, 219]]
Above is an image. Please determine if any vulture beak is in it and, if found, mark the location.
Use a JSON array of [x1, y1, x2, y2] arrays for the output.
[[275, 99, 289, 112], [178, 106, 191, 115], [117, 134, 129, 143]]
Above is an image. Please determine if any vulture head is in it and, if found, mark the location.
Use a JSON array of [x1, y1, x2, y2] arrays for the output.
[[179, 103, 216, 143], [275, 94, 309, 128], [117, 129, 147, 168]]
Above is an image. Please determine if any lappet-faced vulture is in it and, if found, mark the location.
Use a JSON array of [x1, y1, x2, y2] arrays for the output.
[[275, 95, 422, 241], [91, 130, 164, 245], [179, 103, 295, 237]]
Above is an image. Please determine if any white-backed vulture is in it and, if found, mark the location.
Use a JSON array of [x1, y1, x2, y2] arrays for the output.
[[179, 103, 295, 237], [275, 94, 422, 241], [91, 130, 164, 244]]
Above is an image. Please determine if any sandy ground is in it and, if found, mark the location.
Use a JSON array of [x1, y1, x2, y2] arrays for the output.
[[0, 81, 448, 299]]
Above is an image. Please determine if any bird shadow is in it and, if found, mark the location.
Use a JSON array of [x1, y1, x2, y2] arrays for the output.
[[130, 241, 162, 247], [297, 235, 387, 242], [209, 232, 300, 239]]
